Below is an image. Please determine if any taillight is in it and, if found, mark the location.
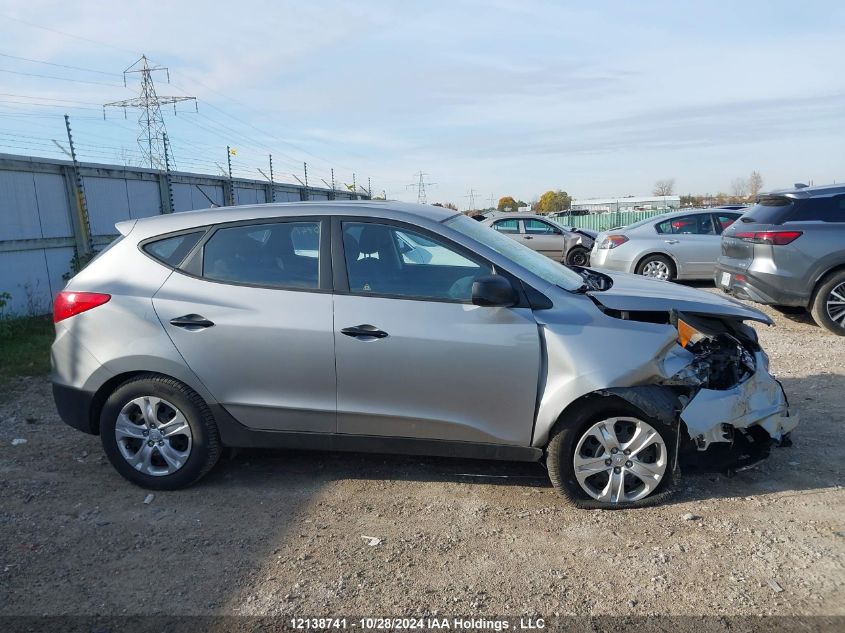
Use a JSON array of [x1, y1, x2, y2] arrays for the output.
[[599, 235, 629, 249], [53, 291, 111, 323], [733, 230, 803, 246]]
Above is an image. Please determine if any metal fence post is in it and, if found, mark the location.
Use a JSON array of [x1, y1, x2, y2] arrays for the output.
[[64, 114, 93, 256]]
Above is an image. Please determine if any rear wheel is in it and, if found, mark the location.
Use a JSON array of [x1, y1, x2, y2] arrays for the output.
[[100, 374, 222, 489], [810, 270, 845, 335], [565, 246, 590, 267], [636, 254, 676, 281], [546, 399, 678, 509]]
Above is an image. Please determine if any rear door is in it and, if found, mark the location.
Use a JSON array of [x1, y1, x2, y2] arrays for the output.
[[655, 213, 719, 277], [522, 218, 565, 260], [332, 217, 541, 446], [152, 217, 337, 432]]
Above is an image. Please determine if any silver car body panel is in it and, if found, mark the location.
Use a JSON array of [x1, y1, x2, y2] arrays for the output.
[[334, 295, 540, 444], [53, 201, 795, 471]]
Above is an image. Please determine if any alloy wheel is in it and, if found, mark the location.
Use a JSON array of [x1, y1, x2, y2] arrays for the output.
[[573, 417, 667, 503], [641, 260, 671, 280], [115, 396, 193, 476], [825, 282, 845, 328]]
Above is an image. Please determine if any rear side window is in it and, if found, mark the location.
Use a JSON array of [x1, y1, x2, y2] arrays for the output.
[[143, 232, 203, 267], [655, 214, 714, 235], [787, 195, 845, 223], [202, 221, 320, 289], [713, 213, 740, 234]]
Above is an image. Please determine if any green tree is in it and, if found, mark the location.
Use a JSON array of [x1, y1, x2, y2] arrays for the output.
[[497, 196, 519, 212], [535, 190, 571, 214]]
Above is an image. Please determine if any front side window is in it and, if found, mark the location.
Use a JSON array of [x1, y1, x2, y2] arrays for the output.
[[202, 221, 320, 288], [342, 222, 490, 301], [656, 214, 714, 235], [492, 219, 520, 233], [523, 219, 558, 235]]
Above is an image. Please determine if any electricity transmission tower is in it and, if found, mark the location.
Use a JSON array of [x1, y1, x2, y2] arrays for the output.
[[464, 189, 478, 211], [103, 55, 197, 170], [407, 171, 435, 204]]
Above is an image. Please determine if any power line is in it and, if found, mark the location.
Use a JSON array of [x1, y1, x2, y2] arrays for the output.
[[0, 67, 124, 87], [0, 52, 120, 76]]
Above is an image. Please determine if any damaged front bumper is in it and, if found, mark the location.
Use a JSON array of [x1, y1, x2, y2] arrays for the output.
[[681, 351, 797, 450]]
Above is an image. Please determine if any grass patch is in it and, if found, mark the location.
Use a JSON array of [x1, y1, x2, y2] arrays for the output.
[[0, 315, 54, 389]]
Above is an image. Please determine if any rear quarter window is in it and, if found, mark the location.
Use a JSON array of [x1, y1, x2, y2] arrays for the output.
[[786, 195, 845, 223], [143, 231, 204, 267]]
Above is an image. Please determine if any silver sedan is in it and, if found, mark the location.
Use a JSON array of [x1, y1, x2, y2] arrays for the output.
[[479, 213, 596, 266], [590, 209, 742, 281]]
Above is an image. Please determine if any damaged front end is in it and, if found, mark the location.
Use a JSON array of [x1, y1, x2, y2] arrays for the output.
[[665, 311, 797, 473]]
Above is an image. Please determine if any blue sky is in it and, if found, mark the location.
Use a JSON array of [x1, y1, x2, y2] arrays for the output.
[[1, 0, 843, 207]]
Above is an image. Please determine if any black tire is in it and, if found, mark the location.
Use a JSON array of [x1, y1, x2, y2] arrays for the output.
[[810, 269, 845, 335], [100, 374, 222, 490], [546, 397, 679, 509], [635, 254, 676, 281], [565, 246, 590, 267]]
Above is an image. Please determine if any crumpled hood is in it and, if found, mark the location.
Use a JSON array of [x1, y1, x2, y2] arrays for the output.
[[588, 271, 773, 324]]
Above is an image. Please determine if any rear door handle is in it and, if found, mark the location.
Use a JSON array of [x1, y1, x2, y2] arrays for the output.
[[523, 235, 534, 240], [169, 314, 215, 329], [664, 239, 679, 244], [341, 324, 388, 339]]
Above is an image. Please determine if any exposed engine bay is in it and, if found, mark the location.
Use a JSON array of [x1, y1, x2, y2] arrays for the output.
[[582, 305, 797, 474]]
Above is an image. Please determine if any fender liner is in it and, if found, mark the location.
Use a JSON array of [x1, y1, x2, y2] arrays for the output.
[[597, 385, 683, 427]]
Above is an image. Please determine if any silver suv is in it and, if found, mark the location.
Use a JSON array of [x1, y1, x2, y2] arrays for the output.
[[716, 184, 845, 335], [52, 201, 795, 507]]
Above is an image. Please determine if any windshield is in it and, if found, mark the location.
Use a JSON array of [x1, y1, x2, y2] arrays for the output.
[[445, 214, 586, 291]]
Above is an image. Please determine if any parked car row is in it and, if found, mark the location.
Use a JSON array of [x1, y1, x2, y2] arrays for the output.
[[587, 184, 845, 335]]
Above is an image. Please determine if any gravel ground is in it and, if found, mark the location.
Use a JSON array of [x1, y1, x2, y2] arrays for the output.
[[0, 291, 843, 621]]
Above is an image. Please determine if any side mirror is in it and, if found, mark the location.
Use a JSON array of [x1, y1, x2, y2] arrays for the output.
[[471, 274, 517, 307]]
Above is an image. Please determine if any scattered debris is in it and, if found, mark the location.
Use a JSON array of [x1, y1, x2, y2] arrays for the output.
[[143, 493, 155, 505], [11, 438, 27, 446], [361, 535, 382, 547], [682, 512, 699, 521], [768, 579, 784, 593]]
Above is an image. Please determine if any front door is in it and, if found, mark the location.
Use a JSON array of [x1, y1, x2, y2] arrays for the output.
[[333, 219, 541, 446], [521, 218, 565, 260], [152, 217, 337, 432]]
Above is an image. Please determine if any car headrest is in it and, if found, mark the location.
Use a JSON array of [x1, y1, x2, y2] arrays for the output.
[[358, 225, 393, 255]]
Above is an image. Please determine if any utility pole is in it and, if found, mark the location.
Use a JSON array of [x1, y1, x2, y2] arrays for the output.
[[64, 114, 93, 256], [268, 154, 275, 202], [353, 173, 357, 196], [162, 132, 174, 213], [368, 177, 372, 200], [406, 171, 435, 204], [225, 146, 235, 206], [331, 168, 336, 200], [103, 55, 197, 170], [303, 162, 310, 200]]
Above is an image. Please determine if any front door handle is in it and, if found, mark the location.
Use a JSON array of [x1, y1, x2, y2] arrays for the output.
[[523, 235, 534, 240], [169, 314, 215, 329], [664, 239, 679, 244], [341, 324, 388, 339]]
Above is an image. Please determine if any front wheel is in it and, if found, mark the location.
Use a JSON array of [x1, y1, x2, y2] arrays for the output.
[[810, 270, 845, 335], [546, 399, 678, 509], [565, 246, 590, 267], [100, 374, 222, 490]]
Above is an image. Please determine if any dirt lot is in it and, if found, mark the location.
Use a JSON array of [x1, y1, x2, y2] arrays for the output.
[[1, 290, 843, 621]]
